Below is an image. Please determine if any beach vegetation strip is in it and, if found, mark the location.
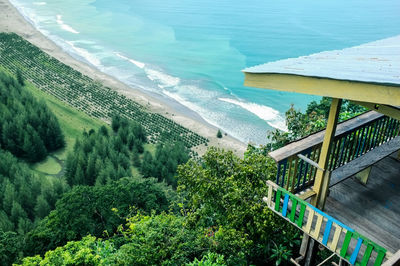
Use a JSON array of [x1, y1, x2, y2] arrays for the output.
[[0, 32, 208, 148]]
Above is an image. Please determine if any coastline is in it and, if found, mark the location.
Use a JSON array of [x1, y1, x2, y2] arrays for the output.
[[0, 0, 247, 156]]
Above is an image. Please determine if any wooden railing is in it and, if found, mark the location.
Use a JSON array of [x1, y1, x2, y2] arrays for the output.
[[263, 181, 388, 266], [270, 112, 400, 194]]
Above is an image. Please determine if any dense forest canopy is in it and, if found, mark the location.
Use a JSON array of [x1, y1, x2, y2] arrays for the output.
[[0, 71, 65, 162], [0, 66, 361, 265]]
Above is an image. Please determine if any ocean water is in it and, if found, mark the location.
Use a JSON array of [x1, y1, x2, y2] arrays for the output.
[[9, 0, 400, 144]]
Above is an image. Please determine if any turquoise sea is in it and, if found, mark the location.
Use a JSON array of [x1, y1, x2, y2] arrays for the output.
[[10, 0, 400, 144]]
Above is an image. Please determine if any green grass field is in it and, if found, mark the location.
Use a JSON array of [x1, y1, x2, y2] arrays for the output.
[[25, 82, 107, 160], [25, 81, 155, 177], [25, 82, 107, 175], [31, 156, 62, 175]]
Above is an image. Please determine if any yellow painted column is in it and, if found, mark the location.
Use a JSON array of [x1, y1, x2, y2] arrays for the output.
[[311, 98, 342, 209]]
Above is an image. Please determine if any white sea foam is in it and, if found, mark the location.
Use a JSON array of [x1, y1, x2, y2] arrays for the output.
[[114, 52, 145, 69], [145, 69, 180, 88], [56, 14, 79, 34], [33, 2, 46, 5], [162, 90, 222, 127], [65, 41, 101, 67], [114, 52, 179, 89], [219, 98, 288, 132]]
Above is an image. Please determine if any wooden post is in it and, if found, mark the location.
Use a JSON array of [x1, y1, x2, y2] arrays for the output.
[[304, 98, 342, 266], [311, 98, 342, 209]]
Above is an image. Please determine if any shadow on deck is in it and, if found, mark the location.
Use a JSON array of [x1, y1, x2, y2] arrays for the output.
[[325, 152, 400, 254]]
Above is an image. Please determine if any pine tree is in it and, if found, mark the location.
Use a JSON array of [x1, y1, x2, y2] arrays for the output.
[[23, 126, 47, 162], [0, 210, 14, 231], [86, 153, 97, 186], [2, 181, 15, 215], [34, 195, 51, 219], [10, 202, 27, 225]]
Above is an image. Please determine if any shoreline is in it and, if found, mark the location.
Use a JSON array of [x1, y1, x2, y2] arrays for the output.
[[0, 0, 247, 156]]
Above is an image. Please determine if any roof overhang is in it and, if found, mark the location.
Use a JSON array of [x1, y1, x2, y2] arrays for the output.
[[243, 35, 400, 106], [244, 72, 400, 106]]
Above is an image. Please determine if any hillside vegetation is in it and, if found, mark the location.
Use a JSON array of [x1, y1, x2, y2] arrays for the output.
[[0, 33, 365, 265], [0, 32, 208, 149]]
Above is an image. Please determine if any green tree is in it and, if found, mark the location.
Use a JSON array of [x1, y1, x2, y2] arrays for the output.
[[25, 177, 174, 256], [0, 230, 23, 265], [217, 129, 222, 138], [177, 147, 298, 264], [34, 195, 51, 219]]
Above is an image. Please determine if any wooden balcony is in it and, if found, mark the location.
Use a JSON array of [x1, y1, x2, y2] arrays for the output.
[[265, 111, 400, 265]]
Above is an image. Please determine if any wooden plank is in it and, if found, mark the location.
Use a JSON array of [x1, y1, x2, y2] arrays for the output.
[[322, 220, 333, 245], [289, 197, 298, 222], [329, 225, 343, 252], [282, 194, 290, 217], [304, 208, 315, 233], [275, 190, 282, 212], [311, 214, 324, 239], [361, 244, 374, 266], [340, 231, 353, 258], [297, 189, 316, 200], [269, 111, 383, 162], [375, 249, 386, 266], [267, 184, 273, 206], [349, 238, 363, 265], [297, 203, 307, 227]]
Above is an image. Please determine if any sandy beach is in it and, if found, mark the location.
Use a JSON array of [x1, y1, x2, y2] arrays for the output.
[[0, 0, 247, 156]]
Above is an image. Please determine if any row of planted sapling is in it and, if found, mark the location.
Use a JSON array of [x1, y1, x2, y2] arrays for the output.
[[0, 33, 209, 148]]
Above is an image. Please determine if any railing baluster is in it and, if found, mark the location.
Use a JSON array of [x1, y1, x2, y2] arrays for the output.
[[338, 133, 349, 167], [333, 138, 343, 169], [372, 119, 383, 149], [291, 158, 299, 192], [346, 131, 356, 163], [394, 119, 400, 137], [285, 157, 293, 190], [280, 160, 288, 188], [301, 149, 312, 189], [378, 118, 389, 145], [276, 161, 282, 185], [360, 125, 371, 155], [354, 126, 365, 158], [296, 159, 305, 191], [328, 140, 338, 171], [386, 118, 395, 141], [367, 122, 379, 152]]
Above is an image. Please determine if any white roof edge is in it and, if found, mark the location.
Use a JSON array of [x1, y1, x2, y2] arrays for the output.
[[243, 35, 400, 86]]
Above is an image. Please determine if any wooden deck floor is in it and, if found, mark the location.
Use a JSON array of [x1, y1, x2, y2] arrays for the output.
[[324, 152, 400, 254]]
